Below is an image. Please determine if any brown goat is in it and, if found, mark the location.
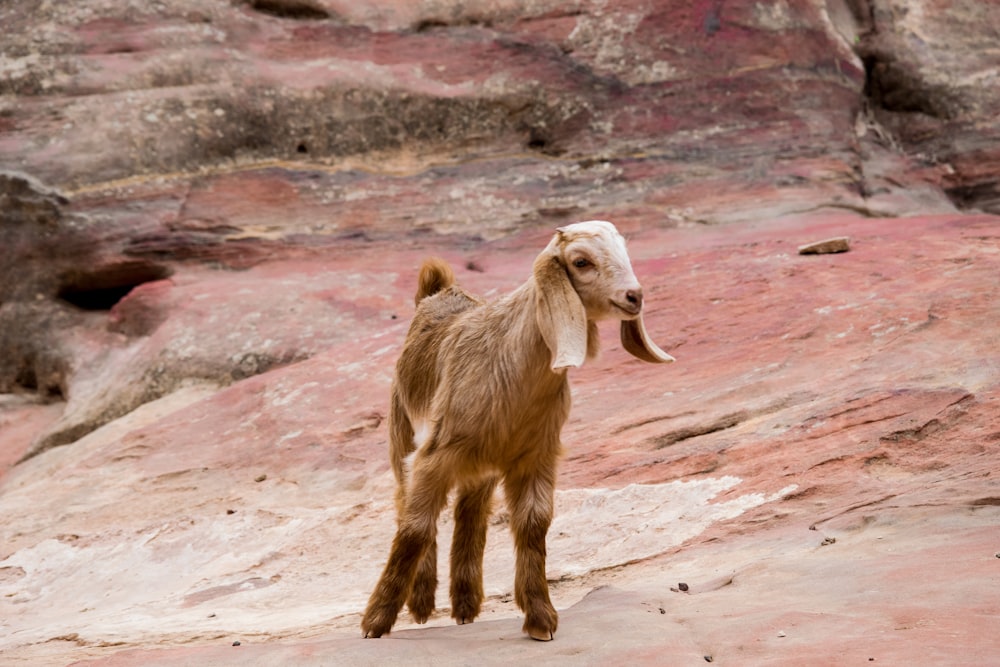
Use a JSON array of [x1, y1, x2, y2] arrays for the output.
[[361, 221, 673, 641]]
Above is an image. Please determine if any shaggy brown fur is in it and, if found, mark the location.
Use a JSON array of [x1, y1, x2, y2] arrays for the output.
[[361, 221, 673, 641]]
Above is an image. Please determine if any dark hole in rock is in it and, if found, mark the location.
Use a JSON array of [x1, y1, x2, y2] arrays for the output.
[[415, 19, 449, 32], [245, 0, 330, 20], [414, 17, 491, 32], [296, 142, 308, 154], [14, 362, 64, 399], [945, 182, 1000, 214], [861, 54, 952, 119], [527, 129, 550, 151], [57, 261, 173, 311], [14, 365, 38, 392], [526, 127, 565, 156]]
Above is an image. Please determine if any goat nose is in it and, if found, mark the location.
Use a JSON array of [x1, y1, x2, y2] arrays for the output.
[[625, 288, 643, 310]]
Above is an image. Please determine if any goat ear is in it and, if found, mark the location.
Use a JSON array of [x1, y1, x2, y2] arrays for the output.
[[621, 316, 675, 363], [534, 249, 588, 370]]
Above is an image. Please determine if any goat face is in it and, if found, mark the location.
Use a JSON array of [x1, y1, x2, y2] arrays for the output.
[[556, 220, 645, 322], [534, 220, 675, 369]]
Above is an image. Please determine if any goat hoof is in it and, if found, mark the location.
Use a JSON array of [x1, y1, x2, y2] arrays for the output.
[[456, 617, 474, 625], [361, 614, 391, 639], [523, 606, 557, 641]]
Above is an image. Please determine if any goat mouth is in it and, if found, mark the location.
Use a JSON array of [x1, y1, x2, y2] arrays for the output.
[[611, 301, 641, 318]]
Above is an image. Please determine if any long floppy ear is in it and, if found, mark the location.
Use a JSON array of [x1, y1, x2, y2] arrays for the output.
[[534, 238, 588, 370], [621, 316, 675, 363]]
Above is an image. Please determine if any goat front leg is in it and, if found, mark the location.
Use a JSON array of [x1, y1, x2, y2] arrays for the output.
[[362, 461, 450, 638], [450, 476, 498, 624], [505, 465, 558, 641]]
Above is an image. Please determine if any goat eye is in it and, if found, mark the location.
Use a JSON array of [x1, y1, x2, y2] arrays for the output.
[[572, 258, 591, 269]]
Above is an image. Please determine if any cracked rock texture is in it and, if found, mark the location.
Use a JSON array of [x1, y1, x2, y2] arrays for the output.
[[1, 1, 999, 664]]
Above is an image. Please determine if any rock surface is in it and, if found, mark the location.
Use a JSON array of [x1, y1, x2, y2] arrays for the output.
[[1, 0, 999, 665], [2, 214, 998, 665]]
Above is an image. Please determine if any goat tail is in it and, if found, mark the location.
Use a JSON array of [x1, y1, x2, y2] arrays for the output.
[[415, 257, 455, 305]]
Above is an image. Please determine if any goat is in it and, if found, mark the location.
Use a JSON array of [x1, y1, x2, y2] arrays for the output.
[[361, 220, 673, 641]]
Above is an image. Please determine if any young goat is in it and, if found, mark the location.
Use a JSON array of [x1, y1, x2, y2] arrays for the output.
[[361, 220, 673, 641]]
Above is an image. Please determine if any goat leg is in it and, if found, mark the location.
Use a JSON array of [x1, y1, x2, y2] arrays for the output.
[[407, 539, 437, 623], [505, 468, 559, 641], [362, 463, 450, 638], [449, 476, 498, 624], [361, 524, 428, 637]]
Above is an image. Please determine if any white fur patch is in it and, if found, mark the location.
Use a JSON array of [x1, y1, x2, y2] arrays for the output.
[[412, 419, 431, 449], [403, 419, 431, 486]]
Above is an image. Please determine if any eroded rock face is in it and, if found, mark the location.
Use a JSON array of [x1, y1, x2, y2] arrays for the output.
[[1, 0, 999, 664], [2, 0, 994, 216], [851, 0, 1000, 212], [3, 0, 997, 456]]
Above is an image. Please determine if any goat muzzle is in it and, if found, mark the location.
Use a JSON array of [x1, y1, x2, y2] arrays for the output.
[[613, 288, 643, 317]]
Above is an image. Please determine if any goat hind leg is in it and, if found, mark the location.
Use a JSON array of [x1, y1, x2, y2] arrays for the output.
[[406, 539, 437, 623], [362, 462, 450, 638], [450, 476, 498, 624]]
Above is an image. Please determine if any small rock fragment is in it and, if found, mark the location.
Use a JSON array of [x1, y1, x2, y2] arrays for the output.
[[704, 656, 714, 663], [821, 536, 836, 546], [777, 630, 787, 638], [678, 582, 689, 592], [254, 474, 267, 483], [232, 640, 241, 646], [798, 237, 851, 255]]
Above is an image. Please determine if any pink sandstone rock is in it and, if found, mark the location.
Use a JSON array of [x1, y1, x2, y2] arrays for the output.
[[2, 0, 999, 664], [2, 213, 998, 665]]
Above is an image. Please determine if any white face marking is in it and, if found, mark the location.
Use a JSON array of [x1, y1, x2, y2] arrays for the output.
[[560, 220, 620, 239], [561, 220, 634, 275]]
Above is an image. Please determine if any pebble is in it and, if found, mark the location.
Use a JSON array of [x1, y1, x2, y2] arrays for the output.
[[798, 237, 851, 255], [678, 582, 689, 592]]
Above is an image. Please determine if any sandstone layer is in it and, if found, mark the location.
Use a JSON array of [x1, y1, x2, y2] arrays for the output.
[[1, 1, 999, 665]]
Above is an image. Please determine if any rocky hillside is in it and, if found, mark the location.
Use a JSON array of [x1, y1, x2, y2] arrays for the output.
[[1, 1, 998, 664]]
